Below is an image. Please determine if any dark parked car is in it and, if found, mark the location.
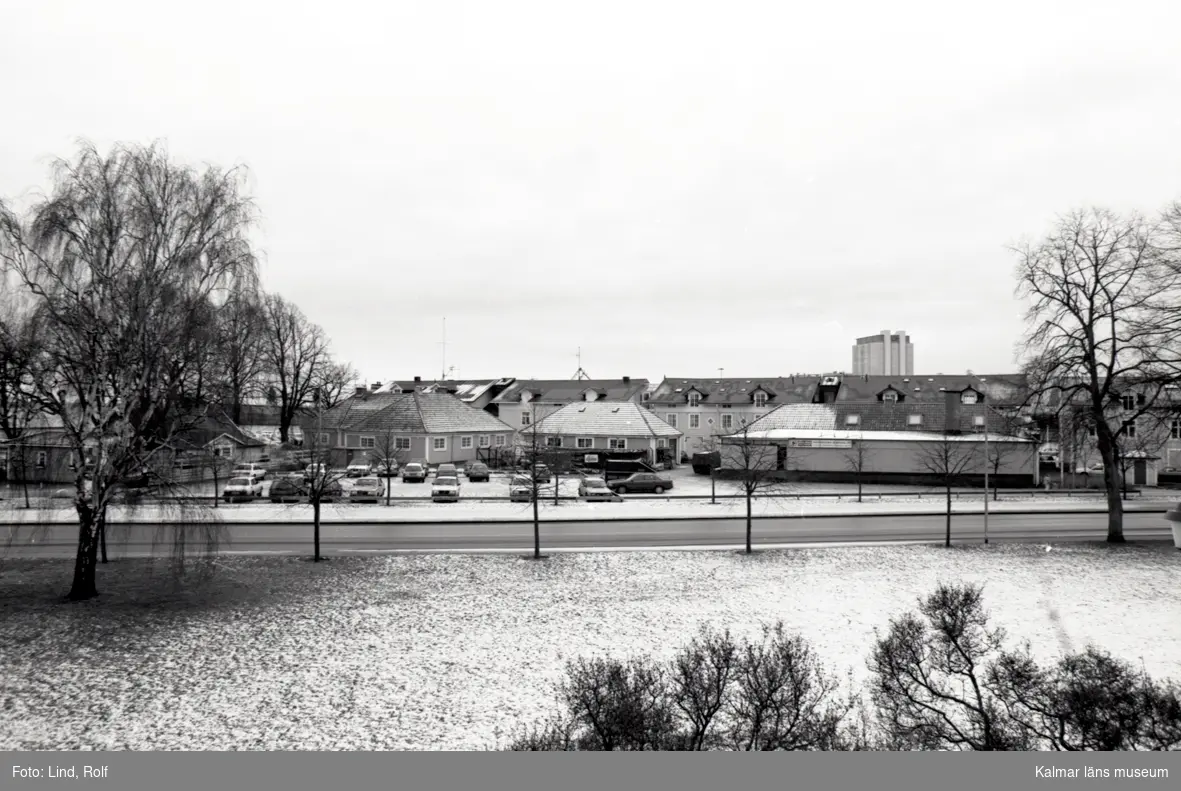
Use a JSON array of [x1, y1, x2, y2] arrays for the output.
[[435, 463, 459, 479], [465, 462, 491, 482], [607, 472, 674, 494], [315, 480, 345, 502], [521, 462, 551, 483], [401, 462, 427, 483], [269, 475, 307, 503]]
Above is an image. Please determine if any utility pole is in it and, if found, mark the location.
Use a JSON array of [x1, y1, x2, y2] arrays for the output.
[[438, 317, 447, 382], [975, 375, 990, 544], [572, 347, 590, 380]]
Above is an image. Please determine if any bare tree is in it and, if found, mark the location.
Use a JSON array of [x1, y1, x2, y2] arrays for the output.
[[915, 436, 977, 548], [208, 292, 266, 425], [370, 428, 410, 506], [842, 436, 873, 503], [981, 411, 1030, 501], [718, 416, 792, 554], [513, 401, 550, 559], [0, 295, 41, 508], [313, 360, 359, 410], [1014, 206, 1181, 542], [298, 393, 351, 562], [260, 293, 334, 444], [0, 140, 256, 599], [869, 583, 1027, 751]]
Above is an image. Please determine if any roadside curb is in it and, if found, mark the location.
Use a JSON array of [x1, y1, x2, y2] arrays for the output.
[[0, 506, 1170, 528]]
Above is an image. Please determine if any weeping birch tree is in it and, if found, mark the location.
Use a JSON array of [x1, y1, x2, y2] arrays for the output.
[[0, 140, 258, 600]]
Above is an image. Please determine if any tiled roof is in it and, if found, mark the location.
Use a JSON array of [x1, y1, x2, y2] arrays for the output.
[[730, 428, 1035, 444], [373, 378, 514, 402], [649, 376, 823, 405], [736, 404, 837, 430], [834, 374, 1028, 404], [308, 392, 514, 435], [530, 401, 682, 438], [492, 378, 650, 404]]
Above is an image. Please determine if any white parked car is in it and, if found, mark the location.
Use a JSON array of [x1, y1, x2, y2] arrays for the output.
[[431, 475, 461, 503], [508, 475, 533, 503], [578, 476, 620, 502], [233, 462, 268, 480], [223, 476, 263, 501], [346, 461, 373, 478], [350, 476, 384, 502]]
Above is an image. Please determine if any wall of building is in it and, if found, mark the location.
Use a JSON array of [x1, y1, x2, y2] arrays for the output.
[[653, 405, 772, 458], [495, 403, 563, 431]]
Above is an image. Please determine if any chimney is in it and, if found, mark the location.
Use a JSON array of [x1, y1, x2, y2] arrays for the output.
[[414, 376, 421, 383], [353, 385, 366, 396], [371, 381, 382, 392], [623, 376, 630, 384]]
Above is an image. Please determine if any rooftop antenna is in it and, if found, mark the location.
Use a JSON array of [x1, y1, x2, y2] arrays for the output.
[[718, 368, 724, 378], [572, 347, 590, 380], [438, 317, 447, 381]]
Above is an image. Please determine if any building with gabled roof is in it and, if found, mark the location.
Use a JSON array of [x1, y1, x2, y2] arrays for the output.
[[302, 391, 515, 466], [492, 377, 650, 431], [526, 401, 682, 458], [367, 377, 516, 415]]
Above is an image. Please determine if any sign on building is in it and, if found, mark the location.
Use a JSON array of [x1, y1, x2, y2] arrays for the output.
[[786, 438, 853, 449]]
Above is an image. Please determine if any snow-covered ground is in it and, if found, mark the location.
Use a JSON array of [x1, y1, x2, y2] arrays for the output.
[[1, 544, 1178, 750]]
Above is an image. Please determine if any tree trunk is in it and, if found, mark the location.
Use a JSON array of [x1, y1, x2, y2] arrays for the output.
[[98, 506, 108, 564], [386, 475, 391, 507], [944, 484, 952, 548], [532, 492, 540, 559], [212, 466, 219, 508], [1096, 434, 1124, 543], [711, 470, 716, 505], [68, 505, 100, 600], [745, 491, 753, 554], [857, 474, 863, 504], [313, 500, 322, 561]]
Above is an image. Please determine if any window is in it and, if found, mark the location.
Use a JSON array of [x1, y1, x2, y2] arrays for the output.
[[395, 437, 411, 450], [688, 392, 701, 407], [961, 391, 978, 405], [721, 414, 733, 430], [521, 412, 531, 426], [478, 435, 490, 448], [1123, 420, 1137, 438], [433, 437, 447, 451], [845, 415, 860, 426], [495, 435, 506, 446], [689, 414, 700, 429], [460, 436, 473, 449], [666, 413, 677, 428], [882, 391, 898, 403], [609, 438, 627, 449], [1088, 425, 1096, 438], [657, 439, 667, 448], [1121, 395, 1136, 410], [319, 433, 330, 445], [1137, 393, 1146, 406], [973, 415, 986, 427], [908, 414, 923, 426], [545, 437, 562, 447], [642, 392, 651, 401], [360, 436, 375, 449], [754, 392, 767, 408], [36, 450, 47, 467], [391, 386, 402, 394], [576, 438, 593, 449], [1172, 419, 1180, 439]]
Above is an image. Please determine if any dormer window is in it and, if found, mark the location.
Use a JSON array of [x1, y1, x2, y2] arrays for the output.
[[961, 391, 978, 405], [584, 390, 599, 402], [688, 392, 701, 407], [521, 391, 533, 404], [753, 391, 767, 408], [1120, 394, 1135, 410], [882, 390, 899, 403], [391, 386, 402, 394]]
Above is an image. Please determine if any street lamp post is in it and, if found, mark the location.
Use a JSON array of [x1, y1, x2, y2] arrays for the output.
[[976, 376, 990, 545]]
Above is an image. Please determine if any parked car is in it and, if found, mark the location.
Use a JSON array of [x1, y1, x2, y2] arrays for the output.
[[578, 476, 621, 501], [431, 475, 461, 503], [465, 461, 491, 482], [522, 462, 551, 483], [436, 463, 459, 479], [304, 462, 329, 482], [372, 457, 401, 476], [223, 476, 263, 501], [233, 462, 268, 480], [508, 475, 534, 502], [401, 462, 427, 483], [346, 461, 373, 478], [314, 479, 345, 502], [269, 475, 307, 503], [350, 476, 384, 502], [608, 472, 674, 494]]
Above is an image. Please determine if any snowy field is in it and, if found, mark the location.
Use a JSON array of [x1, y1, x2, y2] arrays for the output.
[[1, 543, 1179, 750]]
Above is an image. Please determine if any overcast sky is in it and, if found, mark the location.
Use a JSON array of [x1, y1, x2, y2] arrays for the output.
[[4, 1, 1181, 383]]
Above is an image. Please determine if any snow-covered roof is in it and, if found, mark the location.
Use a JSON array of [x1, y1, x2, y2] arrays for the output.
[[726, 428, 1035, 443]]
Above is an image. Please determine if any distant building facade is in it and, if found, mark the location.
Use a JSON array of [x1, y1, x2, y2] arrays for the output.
[[852, 330, 914, 376]]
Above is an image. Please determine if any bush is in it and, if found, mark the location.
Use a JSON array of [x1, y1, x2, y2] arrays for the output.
[[509, 584, 1181, 751]]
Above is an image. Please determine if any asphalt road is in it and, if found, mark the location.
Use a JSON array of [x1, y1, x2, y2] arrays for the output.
[[3, 512, 1174, 557]]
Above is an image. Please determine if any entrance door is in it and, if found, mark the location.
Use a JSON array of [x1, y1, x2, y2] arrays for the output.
[[1134, 459, 1147, 485]]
